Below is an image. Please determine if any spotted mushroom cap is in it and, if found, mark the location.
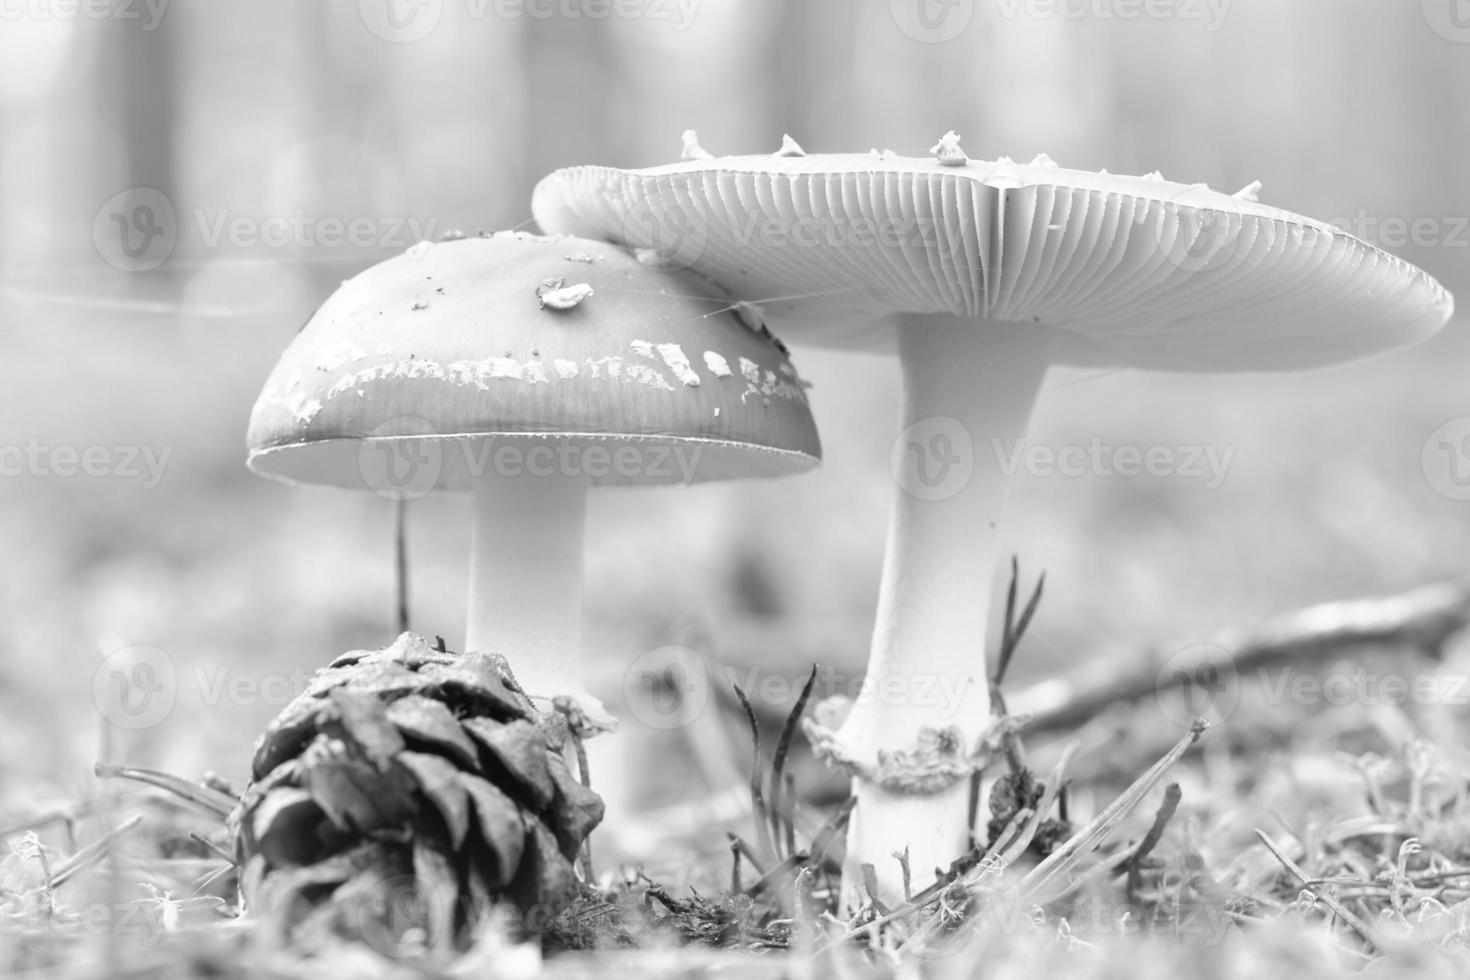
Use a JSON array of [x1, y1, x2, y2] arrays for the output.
[[531, 142, 1454, 372], [247, 233, 821, 492]]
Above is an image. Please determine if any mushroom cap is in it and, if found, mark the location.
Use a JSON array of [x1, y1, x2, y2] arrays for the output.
[[247, 233, 821, 492], [532, 153, 1454, 371]]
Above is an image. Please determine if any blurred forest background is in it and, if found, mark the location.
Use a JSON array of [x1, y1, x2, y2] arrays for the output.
[[0, 1, 1466, 860]]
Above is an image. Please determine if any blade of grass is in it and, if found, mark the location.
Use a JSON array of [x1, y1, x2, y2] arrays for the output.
[[807, 798, 856, 871], [1127, 782, 1182, 903], [768, 666, 818, 858], [734, 685, 778, 861], [48, 814, 144, 888], [996, 742, 1078, 866], [1255, 829, 1380, 952], [1014, 719, 1206, 904], [94, 763, 237, 820], [394, 497, 410, 633]]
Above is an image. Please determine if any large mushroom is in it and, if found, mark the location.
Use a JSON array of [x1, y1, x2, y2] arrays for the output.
[[531, 136, 1455, 897], [247, 232, 821, 727]]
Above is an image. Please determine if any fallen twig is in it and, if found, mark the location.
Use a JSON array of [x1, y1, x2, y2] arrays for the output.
[[1011, 582, 1470, 735]]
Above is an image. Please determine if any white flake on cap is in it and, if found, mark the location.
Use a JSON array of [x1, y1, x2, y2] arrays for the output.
[[405, 241, 433, 259], [656, 343, 700, 386], [625, 364, 674, 391], [284, 391, 323, 424], [554, 359, 580, 379], [449, 357, 551, 387], [314, 339, 367, 371], [681, 129, 713, 161], [734, 356, 805, 404], [930, 131, 967, 166], [630, 339, 656, 359], [704, 351, 732, 377], [1233, 180, 1263, 202], [585, 356, 622, 380], [538, 281, 594, 310], [775, 134, 805, 157]]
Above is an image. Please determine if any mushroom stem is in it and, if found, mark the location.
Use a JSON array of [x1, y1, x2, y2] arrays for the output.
[[465, 463, 589, 704], [832, 316, 1050, 903]]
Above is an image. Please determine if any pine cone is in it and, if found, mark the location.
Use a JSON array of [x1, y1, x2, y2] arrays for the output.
[[229, 632, 604, 957]]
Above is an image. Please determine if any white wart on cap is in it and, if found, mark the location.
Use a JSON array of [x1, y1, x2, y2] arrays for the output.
[[248, 232, 820, 725]]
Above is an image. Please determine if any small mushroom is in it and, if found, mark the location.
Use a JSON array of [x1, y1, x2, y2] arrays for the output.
[[246, 233, 821, 729], [532, 148, 1454, 899]]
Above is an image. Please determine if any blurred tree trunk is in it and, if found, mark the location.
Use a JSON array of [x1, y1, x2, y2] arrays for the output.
[[101, 18, 176, 197]]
